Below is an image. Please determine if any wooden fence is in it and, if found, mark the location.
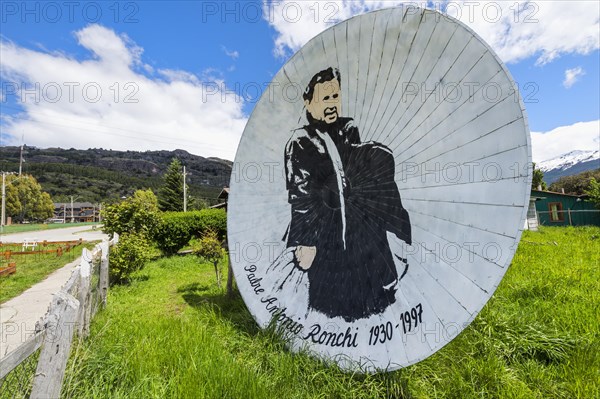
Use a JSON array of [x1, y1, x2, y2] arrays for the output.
[[536, 209, 600, 227], [1, 239, 83, 259], [0, 234, 118, 398]]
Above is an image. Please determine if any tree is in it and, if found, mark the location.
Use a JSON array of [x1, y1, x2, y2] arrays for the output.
[[157, 158, 192, 211], [189, 197, 208, 210], [549, 169, 600, 195], [5, 174, 54, 223], [102, 189, 161, 238], [584, 177, 600, 208], [531, 163, 547, 191], [193, 230, 226, 288]]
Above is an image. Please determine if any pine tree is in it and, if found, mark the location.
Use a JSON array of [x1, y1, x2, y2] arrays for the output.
[[158, 158, 185, 211]]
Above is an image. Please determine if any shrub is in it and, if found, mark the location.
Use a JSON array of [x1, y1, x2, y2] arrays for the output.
[[102, 190, 161, 238], [193, 230, 226, 288], [110, 233, 151, 284], [152, 209, 226, 255]]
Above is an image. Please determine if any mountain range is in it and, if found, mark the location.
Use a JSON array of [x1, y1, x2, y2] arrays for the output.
[[0, 146, 232, 204], [1, 145, 597, 202], [538, 150, 600, 184]]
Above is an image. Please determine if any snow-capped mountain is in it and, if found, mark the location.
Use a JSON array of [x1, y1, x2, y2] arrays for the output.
[[538, 150, 600, 184]]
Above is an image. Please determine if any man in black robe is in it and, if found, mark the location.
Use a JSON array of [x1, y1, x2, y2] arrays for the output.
[[283, 67, 411, 322]]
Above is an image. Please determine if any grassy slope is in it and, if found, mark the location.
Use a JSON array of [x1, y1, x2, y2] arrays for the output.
[[62, 227, 599, 398]]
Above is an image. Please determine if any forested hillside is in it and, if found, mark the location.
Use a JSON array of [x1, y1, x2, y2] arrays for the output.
[[0, 146, 230, 204]]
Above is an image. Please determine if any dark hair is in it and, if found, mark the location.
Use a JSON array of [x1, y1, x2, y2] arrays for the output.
[[303, 67, 341, 102]]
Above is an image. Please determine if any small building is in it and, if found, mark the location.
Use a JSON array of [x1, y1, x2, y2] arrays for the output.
[[210, 187, 229, 211], [53, 202, 100, 223], [217, 187, 229, 203], [531, 190, 600, 227]]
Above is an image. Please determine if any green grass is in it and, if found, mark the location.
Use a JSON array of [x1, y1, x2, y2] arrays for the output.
[[0, 242, 97, 303], [62, 227, 599, 398], [0, 222, 99, 235]]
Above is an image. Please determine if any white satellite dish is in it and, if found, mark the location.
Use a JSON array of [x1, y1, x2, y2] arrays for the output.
[[228, 6, 531, 372]]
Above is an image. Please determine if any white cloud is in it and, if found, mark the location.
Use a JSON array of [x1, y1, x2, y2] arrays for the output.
[[0, 25, 247, 160], [75, 24, 142, 67], [563, 67, 585, 89], [263, 1, 600, 64], [531, 120, 600, 162], [221, 46, 239, 60], [157, 68, 201, 84]]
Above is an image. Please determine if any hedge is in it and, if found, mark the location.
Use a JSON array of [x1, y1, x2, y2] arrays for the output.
[[152, 209, 227, 255]]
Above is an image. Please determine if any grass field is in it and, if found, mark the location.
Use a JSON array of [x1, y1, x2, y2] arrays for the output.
[[0, 222, 99, 235], [62, 227, 599, 398], [0, 242, 97, 303]]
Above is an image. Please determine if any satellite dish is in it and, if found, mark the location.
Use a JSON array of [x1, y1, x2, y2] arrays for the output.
[[228, 6, 531, 372]]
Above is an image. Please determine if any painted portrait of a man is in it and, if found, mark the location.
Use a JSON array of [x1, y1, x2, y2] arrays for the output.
[[282, 67, 412, 322]]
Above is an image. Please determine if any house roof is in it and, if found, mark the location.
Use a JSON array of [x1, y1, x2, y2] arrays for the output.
[[531, 189, 589, 199], [217, 187, 229, 200], [54, 202, 96, 209]]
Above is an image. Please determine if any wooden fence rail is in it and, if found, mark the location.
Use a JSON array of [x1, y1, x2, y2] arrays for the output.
[[0, 239, 84, 247], [0, 234, 119, 397], [1, 239, 83, 261]]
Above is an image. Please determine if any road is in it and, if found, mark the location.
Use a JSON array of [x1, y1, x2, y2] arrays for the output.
[[0, 225, 108, 243]]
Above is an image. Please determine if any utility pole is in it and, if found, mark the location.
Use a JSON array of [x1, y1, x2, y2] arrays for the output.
[[183, 165, 187, 212], [19, 134, 25, 176], [1, 171, 17, 233], [19, 145, 23, 176], [70, 196, 76, 223]]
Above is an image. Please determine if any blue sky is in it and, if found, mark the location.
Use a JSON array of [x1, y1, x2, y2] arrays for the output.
[[1, 1, 598, 161]]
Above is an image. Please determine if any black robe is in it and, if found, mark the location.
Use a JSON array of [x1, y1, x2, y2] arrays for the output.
[[284, 117, 411, 322]]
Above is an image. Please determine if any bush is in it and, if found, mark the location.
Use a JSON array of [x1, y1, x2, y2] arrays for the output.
[[102, 190, 161, 238], [110, 233, 152, 283], [152, 209, 226, 255], [193, 230, 226, 288]]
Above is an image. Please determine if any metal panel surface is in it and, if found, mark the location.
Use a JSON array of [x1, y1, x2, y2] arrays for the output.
[[228, 6, 531, 372]]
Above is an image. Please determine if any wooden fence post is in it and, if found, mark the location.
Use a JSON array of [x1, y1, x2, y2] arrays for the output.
[[99, 240, 110, 308], [77, 249, 92, 339], [30, 291, 80, 399]]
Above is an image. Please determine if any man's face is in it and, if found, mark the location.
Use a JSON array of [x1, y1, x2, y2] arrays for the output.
[[305, 79, 341, 124]]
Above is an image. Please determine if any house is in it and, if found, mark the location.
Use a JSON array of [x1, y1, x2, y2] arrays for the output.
[[530, 189, 600, 227], [53, 202, 100, 223], [217, 187, 229, 203], [210, 187, 229, 210]]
